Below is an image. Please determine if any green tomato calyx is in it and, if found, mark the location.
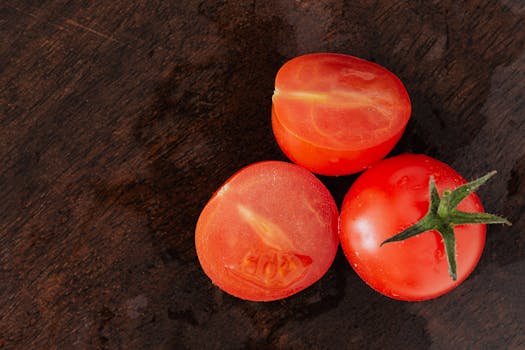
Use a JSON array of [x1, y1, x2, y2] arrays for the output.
[[381, 171, 511, 281]]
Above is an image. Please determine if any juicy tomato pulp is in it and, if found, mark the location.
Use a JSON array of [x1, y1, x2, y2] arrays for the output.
[[272, 53, 411, 176], [195, 161, 339, 301], [340, 154, 486, 301]]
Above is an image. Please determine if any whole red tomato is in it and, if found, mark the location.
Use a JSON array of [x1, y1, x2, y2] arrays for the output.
[[272, 53, 411, 176], [340, 154, 509, 301], [195, 161, 339, 301]]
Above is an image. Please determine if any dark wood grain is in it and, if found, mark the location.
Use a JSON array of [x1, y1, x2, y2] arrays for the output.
[[1, 0, 524, 349]]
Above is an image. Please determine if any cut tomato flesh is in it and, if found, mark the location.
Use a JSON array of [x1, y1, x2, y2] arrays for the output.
[[272, 56, 410, 149], [271, 53, 411, 175], [195, 161, 339, 301]]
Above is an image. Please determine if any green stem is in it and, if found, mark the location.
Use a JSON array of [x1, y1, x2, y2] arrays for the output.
[[381, 172, 511, 280], [440, 224, 457, 280]]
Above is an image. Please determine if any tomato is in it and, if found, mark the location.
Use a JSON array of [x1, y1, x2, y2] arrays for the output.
[[272, 53, 411, 176], [340, 154, 509, 301], [195, 161, 339, 301]]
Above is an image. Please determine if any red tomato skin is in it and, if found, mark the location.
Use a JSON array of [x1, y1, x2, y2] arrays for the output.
[[272, 53, 411, 176], [195, 161, 339, 301], [340, 154, 486, 301]]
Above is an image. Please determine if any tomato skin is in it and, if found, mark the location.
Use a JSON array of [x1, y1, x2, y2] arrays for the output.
[[272, 53, 411, 176], [340, 154, 486, 301], [195, 161, 339, 301]]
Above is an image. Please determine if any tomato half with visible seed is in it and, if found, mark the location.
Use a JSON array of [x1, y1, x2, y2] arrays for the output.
[[339, 154, 495, 301], [195, 161, 339, 301], [272, 53, 411, 176]]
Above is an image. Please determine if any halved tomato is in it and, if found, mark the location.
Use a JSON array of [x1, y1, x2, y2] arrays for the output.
[[272, 53, 411, 175], [195, 161, 339, 301]]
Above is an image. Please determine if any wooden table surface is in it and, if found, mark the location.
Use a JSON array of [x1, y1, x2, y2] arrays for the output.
[[1, 1, 524, 349]]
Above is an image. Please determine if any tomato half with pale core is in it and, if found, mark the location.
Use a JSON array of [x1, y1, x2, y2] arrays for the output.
[[195, 161, 339, 301], [339, 154, 509, 301], [272, 53, 411, 176]]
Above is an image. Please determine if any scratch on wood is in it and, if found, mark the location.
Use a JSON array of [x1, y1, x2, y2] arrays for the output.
[[7, 4, 39, 20], [65, 19, 119, 43], [7, 3, 119, 43], [7, 3, 56, 26]]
